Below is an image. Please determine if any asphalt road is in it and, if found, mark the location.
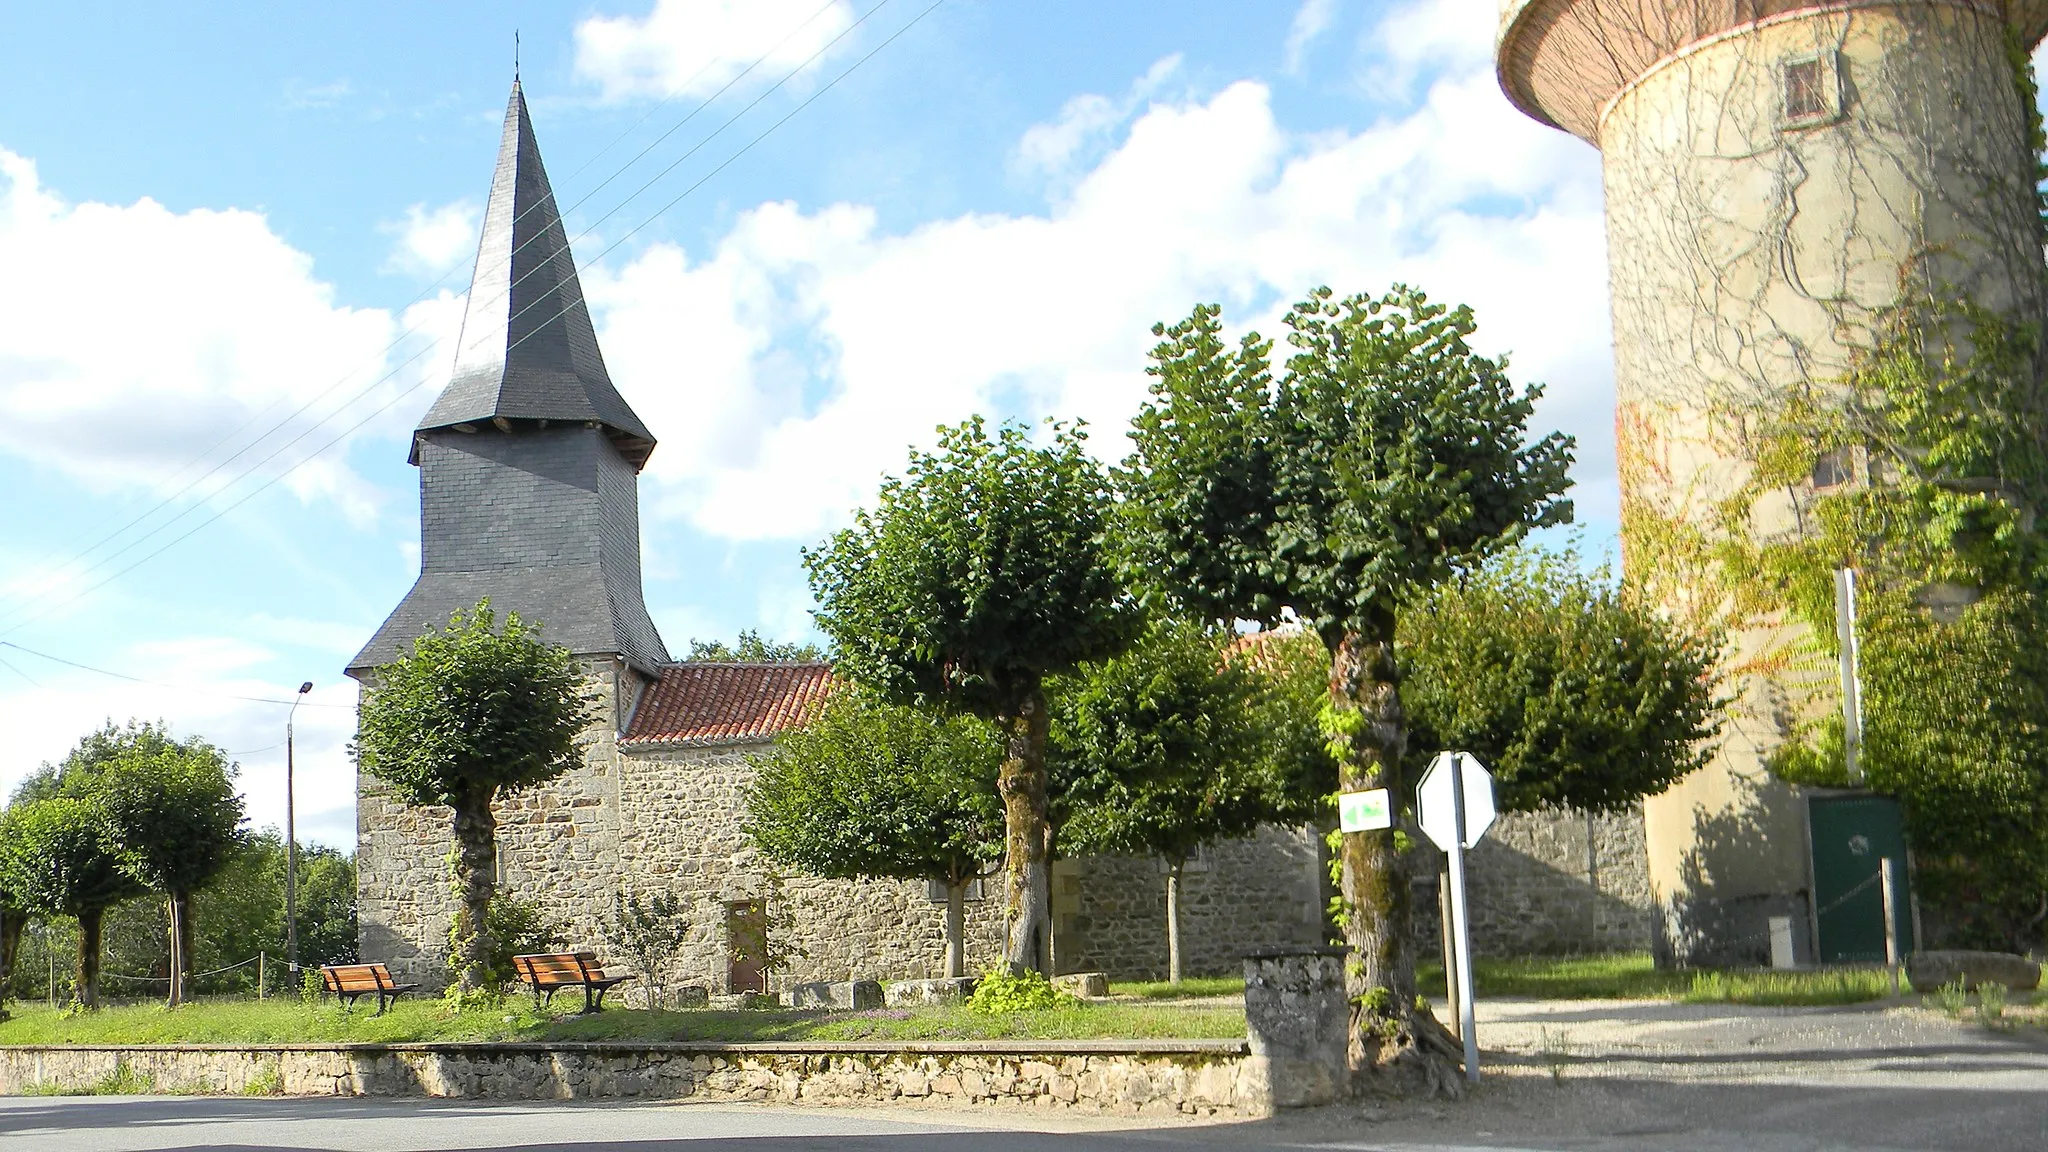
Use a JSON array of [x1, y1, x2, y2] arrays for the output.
[[7, 1001, 2046, 1152]]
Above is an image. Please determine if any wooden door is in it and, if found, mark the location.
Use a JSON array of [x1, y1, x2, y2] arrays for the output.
[[725, 900, 767, 994]]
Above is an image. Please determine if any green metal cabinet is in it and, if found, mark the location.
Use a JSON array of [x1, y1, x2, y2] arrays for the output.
[[1808, 793, 1914, 964]]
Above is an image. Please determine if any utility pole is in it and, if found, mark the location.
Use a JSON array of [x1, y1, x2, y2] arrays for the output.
[[286, 680, 313, 974]]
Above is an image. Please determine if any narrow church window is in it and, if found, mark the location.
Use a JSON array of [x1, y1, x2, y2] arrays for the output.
[[1783, 56, 1830, 122]]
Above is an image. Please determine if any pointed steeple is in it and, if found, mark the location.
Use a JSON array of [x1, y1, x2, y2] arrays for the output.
[[414, 80, 656, 470]]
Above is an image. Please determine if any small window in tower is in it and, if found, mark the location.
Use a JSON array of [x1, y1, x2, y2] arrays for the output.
[[1783, 56, 1829, 122], [1812, 447, 1854, 491]]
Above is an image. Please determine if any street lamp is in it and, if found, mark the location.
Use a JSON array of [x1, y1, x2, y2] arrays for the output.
[[286, 680, 313, 976]]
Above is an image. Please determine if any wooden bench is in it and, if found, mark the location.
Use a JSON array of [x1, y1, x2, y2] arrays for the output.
[[513, 952, 636, 1014], [320, 963, 418, 1014]]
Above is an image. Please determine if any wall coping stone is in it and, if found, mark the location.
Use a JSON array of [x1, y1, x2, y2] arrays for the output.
[[0, 1038, 1248, 1057]]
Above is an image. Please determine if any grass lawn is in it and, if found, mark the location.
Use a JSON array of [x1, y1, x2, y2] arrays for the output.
[[0, 997, 1245, 1047], [1110, 953, 1904, 1007], [1108, 976, 1246, 1000]]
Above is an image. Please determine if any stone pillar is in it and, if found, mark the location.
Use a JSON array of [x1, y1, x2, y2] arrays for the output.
[[1240, 947, 1348, 1110]]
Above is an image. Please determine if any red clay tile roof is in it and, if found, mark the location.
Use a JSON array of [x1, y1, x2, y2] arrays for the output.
[[620, 662, 837, 748]]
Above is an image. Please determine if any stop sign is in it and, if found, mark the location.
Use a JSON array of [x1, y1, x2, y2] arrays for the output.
[[1416, 751, 1497, 851]]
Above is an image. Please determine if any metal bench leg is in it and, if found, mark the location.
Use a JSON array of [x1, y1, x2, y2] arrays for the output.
[[582, 984, 598, 1014]]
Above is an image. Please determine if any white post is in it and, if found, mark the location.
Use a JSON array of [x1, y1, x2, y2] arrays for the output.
[[1880, 858, 1901, 999], [1448, 754, 1479, 1083], [1439, 870, 1459, 1040], [1835, 567, 1864, 784]]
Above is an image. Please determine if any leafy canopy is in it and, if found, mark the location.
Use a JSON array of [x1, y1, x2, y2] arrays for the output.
[[97, 741, 246, 898], [1399, 547, 1723, 813], [0, 797, 145, 918], [746, 687, 1004, 886], [352, 600, 596, 806], [805, 417, 1138, 717], [686, 630, 823, 663], [1050, 618, 1321, 862], [1121, 286, 1575, 640]]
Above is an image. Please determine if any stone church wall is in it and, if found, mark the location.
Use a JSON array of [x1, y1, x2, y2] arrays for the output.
[[359, 668, 1656, 990]]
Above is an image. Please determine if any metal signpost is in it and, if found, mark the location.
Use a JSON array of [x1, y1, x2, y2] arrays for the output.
[[1416, 751, 1496, 1085], [1835, 567, 1863, 783]]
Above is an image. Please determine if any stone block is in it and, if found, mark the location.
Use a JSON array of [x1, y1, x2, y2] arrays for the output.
[[1242, 947, 1348, 1109], [1053, 971, 1109, 998], [1907, 950, 2043, 993], [673, 985, 710, 1008], [883, 976, 977, 1005], [788, 980, 885, 1010]]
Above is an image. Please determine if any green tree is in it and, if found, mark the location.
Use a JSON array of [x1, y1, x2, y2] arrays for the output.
[[1399, 547, 1723, 813], [351, 601, 595, 994], [0, 798, 147, 1008], [1120, 286, 1573, 1092], [686, 630, 824, 662], [806, 418, 1139, 972], [1050, 618, 1322, 982], [97, 742, 246, 1006], [745, 688, 1004, 976], [598, 887, 694, 1008], [0, 850, 24, 1020]]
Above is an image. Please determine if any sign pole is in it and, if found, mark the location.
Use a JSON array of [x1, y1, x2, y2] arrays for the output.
[[1880, 858, 1901, 999], [1449, 754, 1479, 1083], [1439, 871, 1460, 1040]]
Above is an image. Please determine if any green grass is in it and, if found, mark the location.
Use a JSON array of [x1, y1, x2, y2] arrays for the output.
[[0, 996, 1245, 1047], [1412, 951, 1893, 1006], [1108, 976, 1247, 1000]]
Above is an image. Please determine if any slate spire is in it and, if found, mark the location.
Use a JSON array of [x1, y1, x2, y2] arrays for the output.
[[352, 80, 669, 680], [414, 80, 656, 471]]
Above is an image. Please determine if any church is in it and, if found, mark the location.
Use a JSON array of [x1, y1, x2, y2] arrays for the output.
[[347, 82, 1651, 994]]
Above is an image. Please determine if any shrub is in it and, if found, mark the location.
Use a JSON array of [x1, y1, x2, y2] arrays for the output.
[[967, 968, 1078, 1014]]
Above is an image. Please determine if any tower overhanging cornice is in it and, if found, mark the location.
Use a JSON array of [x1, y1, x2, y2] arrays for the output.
[[1497, 0, 2048, 144]]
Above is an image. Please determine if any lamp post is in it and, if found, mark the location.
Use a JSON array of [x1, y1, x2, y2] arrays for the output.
[[286, 680, 313, 976]]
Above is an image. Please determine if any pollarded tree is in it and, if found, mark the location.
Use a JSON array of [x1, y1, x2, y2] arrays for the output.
[[351, 601, 595, 994], [805, 418, 1139, 972], [0, 797, 147, 1008], [1399, 546, 1723, 814], [1120, 286, 1573, 1094], [0, 846, 24, 1021], [1049, 617, 1323, 984], [744, 687, 1004, 977], [97, 744, 247, 1007]]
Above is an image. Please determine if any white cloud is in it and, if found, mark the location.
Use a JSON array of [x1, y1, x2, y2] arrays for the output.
[[0, 644, 362, 850], [589, 23, 1612, 548], [382, 200, 481, 277], [0, 149, 452, 528], [1284, 0, 1341, 74], [574, 0, 857, 103], [1015, 54, 1183, 180]]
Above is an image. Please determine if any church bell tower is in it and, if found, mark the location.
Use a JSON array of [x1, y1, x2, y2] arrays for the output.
[[349, 79, 669, 683]]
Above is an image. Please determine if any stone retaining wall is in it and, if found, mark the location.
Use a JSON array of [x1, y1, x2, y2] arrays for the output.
[[0, 1040, 1265, 1117]]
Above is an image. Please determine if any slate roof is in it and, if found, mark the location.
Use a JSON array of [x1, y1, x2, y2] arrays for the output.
[[414, 80, 657, 471], [621, 663, 838, 748]]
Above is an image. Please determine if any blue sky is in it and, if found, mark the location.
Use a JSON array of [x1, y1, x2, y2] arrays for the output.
[[0, 0, 1626, 847]]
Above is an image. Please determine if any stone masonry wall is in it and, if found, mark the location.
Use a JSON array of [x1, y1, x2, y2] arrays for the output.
[[360, 666, 1658, 987], [1410, 808, 1654, 956], [0, 1041, 1261, 1117], [1052, 827, 1327, 981]]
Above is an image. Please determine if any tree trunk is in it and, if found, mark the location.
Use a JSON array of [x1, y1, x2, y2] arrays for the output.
[[944, 879, 966, 978], [1329, 625, 1464, 1097], [997, 685, 1053, 974], [76, 906, 104, 1010], [0, 909, 23, 1021], [1166, 857, 1185, 985], [166, 894, 184, 1008], [177, 893, 194, 997], [448, 789, 500, 995]]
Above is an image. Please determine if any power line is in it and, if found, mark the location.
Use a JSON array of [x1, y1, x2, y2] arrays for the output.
[[0, 640, 352, 708], [0, 1, 854, 627], [0, 1, 945, 640]]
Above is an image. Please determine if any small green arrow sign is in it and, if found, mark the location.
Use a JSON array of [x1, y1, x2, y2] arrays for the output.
[[1339, 788, 1392, 832]]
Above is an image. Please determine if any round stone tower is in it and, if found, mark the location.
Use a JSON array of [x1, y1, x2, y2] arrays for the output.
[[1498, 2, 2048, 962]]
